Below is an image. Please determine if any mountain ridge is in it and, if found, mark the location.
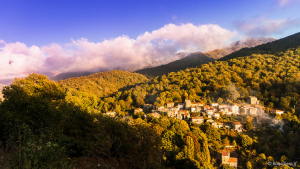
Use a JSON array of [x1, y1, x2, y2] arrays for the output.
[[219, 32, 300, 61], [135, 37, 276, 77]]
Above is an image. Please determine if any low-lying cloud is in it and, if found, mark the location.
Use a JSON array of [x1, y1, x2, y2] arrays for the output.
[[0, 23, 238, 84], [234, 16, 300, 37]]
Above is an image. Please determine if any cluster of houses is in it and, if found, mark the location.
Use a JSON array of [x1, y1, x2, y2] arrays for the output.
[[104, 96, 285, 131], [103, 96, 288, 168]]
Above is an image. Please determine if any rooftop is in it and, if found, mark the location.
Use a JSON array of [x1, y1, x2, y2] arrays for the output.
[[222, 151, 229, 156], [192, 117, 204, 119], [233, 122, 241, 125], [228, 157, 237, 163]]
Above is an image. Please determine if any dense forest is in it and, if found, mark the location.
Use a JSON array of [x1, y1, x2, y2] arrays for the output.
[[1, 33, 300, 168]]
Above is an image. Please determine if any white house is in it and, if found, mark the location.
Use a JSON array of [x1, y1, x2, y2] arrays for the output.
[[212, 122, 223, 128], [229, 105, 239, 115], [134, 108, 143, 113], [177, 103, 185, 110], [211, 103, 219, 108], [213, 113, 220, 119], [105, 111, 116, 117], [191, 117, 204, 124], [272, 110, 284, 115], [191, 106, 197, 113]]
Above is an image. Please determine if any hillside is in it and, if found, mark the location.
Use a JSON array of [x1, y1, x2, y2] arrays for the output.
[[205, 37, 276, 59], [1, 33, 300, 169], [135, 52, 214, 77], [58, 70, 149, 111], [136, 37, 275, 77], [94, 44, 300, 168], [51, 71, 94, 81], [219, 32, 300, 61]]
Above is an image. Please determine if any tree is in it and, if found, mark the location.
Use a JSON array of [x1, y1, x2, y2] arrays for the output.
[[232, 140, 237, 147], [223, 137, 230, 145], [245, 121, 253, 130], [0, 74, 66, 135], [221, 164, 235, 169], [241, 135, 253, 148], [280, 97, 290, 109], [246, 161, 252, 169], [217, 97, 223, 104], [204, 124, 221, 141]]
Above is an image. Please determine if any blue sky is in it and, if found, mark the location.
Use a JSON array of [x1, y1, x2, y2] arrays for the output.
[[1, 0, 299, 46], [0, 0, 300, 83]]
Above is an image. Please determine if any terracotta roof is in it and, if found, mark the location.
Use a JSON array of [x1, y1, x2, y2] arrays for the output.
[[222, 151, 229, 156], [192, 117, 204, 119], [228, 157, 237, 163], [233, 122, 241, 125]]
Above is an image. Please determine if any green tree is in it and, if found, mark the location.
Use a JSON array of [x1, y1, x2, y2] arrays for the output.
[[232, 140, 237, 147], [223, 137, 230, 145], [246, 161, 252, 169], [241, 135, 253, 148], [245, 121, 253, 130], [280, 97, 290, 109]]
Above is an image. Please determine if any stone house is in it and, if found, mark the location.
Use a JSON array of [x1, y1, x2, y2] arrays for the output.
[[177, 103, 185, 110], [105, 111, 116, 117], [185, 100, 191, 109], [271, 110, 284, 115], [167, 102, 174, 108], [211, 103, 219, 108], [134, 108, 143, 113], [247, 96, 258, 105], [191, 117, 204, 124], [213, 113, 220, 119], [232, 122, 243, 132], [212, 122, 223, 128], [143, 104, 154, 110], [222, 151, 237, 168]]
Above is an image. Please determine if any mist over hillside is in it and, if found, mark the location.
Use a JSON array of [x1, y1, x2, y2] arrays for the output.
[[205, 37, 276, 59], [135, 37, 275, 77], [219, 32, 300, 61]]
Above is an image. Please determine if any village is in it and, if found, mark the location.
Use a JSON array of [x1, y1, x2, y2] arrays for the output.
[[105, 96, 285, 168]]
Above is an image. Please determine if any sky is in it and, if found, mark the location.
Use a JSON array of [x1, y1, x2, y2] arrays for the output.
[[0, 0, 300, 84]]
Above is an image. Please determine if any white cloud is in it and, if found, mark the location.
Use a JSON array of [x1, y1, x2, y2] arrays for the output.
[[277, 0, 300, 7], [234, 16, 300, 37], [0, 23, 238, 83]]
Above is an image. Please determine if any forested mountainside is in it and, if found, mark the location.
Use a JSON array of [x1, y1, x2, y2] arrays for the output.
[[205, 37, 276, 59], [1, 33, 300, 168], [51, 71, 94, 81], [99, 47, 300, 113], [219, 32, 300, 61], [135, 52, 214, 77], [58, 70, 149, 112], [136, 37, 275, 77]]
